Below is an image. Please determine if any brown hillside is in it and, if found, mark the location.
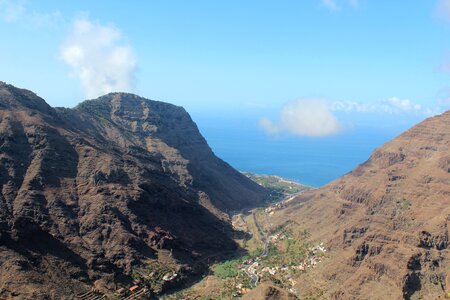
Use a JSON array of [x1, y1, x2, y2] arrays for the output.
[[271, 112, 450, 299], [0, 82, 268, 299]]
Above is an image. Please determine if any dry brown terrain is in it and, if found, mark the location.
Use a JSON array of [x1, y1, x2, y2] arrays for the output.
[[241, 283, 298, 300], [267, 111, 450, 299], [0, 82, 268, 299], [1, 81, 449, 300]]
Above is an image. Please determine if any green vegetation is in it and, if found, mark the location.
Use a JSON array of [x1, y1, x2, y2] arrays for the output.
[[248, 248, 262, 258], [129, 262, 175, 294], [165, 274, 251, 300], [213, 259, 240, 279], [244, 173, 312, 202], [263, 229, 311, 267], [396, 198, 411, 211], [163, 217, 320, 299], [283, 239, 308, 262]]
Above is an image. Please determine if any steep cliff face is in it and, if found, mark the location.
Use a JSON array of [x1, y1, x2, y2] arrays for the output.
[[272, 112, 450, 299], [73, 92, 267, 214], [0, 82, 268, 299]]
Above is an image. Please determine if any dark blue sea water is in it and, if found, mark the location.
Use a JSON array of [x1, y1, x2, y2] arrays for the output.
[[193, 114, 411, 187]]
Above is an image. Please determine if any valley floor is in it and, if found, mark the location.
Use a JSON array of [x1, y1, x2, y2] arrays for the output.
[[79, 175, 318, 300], [162, 186, 327, 300]]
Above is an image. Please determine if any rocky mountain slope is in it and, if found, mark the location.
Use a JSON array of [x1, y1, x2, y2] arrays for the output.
[[0, 82, 268, 299], [270, 111, 450, 299]]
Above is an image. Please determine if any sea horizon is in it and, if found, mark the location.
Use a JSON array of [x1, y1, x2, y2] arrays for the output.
[[195, 114, 414, 187]]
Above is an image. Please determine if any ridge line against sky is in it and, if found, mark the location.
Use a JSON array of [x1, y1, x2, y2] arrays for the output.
[[1, 0, 450, 136]]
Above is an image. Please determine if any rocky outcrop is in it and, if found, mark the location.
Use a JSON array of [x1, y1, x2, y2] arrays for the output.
[[0, 82, 268, 299], [272, 111, 450, 299], [242, 283, 298, 300]]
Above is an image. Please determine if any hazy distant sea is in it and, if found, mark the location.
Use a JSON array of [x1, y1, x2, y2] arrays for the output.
[[194, 115, 408, 187]]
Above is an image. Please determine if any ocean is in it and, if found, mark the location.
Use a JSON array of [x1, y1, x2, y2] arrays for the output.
[[193, 114, 411, 188]]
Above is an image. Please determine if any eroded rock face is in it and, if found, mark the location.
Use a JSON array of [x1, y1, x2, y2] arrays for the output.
[[272, 111, 450, 299], [242, 283, 298, 300], [418, 230, 448, 250], [0, 83, 268, 299]]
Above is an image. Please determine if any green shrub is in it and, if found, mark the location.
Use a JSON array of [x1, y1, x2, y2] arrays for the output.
[[396, 198, 411, 210], [214, 260, 239, 279]]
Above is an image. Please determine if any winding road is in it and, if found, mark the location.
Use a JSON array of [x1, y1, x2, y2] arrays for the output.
[[241, 190, 312, 288], [244, 211, 271, 287], [242, 191, 309, 288]]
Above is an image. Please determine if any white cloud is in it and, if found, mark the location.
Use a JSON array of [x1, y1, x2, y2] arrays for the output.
[[260, 97, 444, 138], [331, 97, 436, 115], [60, 17, 137, 98], [260, 99, 341, 137], [385, 97, 423, 113]]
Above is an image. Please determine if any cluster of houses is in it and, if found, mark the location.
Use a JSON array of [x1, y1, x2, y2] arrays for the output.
[[162, 272, 178, 281], [243, 260, 259, 276], [112, 269, 178, 299], [267, 232, 287, 243], [236, 241, 327, 297], [311, 243, 326, 252], [113, 279, 153, 299], [233, 283, 252, 297], [264, 202, 285, 214], [262, 242, 327, 296]]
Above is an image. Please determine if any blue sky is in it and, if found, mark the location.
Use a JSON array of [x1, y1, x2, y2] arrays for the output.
[[1, 0, 450, 133]]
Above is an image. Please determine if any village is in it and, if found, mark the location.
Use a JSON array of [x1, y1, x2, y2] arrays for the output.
[[233, 204, 327, 298], [76, 261, 180, 300], [233, 241, 327, 297], [77, 176, 320, 300], [163, 196, 328, 299]]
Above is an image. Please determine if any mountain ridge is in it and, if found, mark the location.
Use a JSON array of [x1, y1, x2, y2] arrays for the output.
[[0, 83, 268, 298], [268, 110, 450, 299]]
